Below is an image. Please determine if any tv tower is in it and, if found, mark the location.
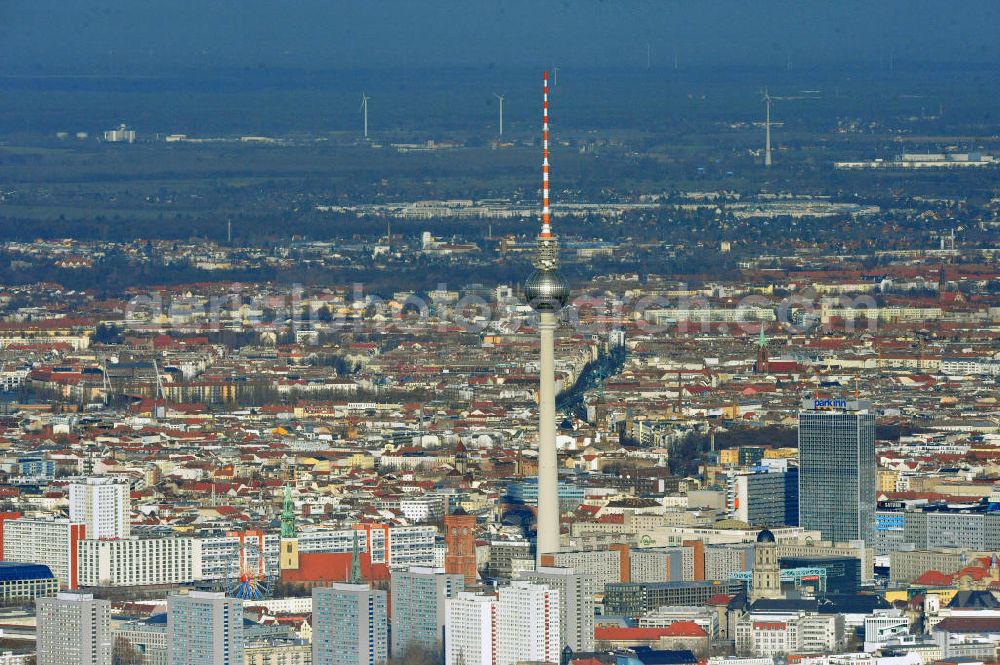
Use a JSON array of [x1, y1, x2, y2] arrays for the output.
[[524, 71, 569, 563], [763, 88, 773, 167]]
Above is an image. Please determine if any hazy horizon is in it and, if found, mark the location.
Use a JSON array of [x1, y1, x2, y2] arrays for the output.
[[2, 0, 998, 75]]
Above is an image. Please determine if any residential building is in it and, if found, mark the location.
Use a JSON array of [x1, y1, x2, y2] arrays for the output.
[[519, 565, 596, 652], [390, 566, 463, 657], [69, 476, 130, 540], [312, 583, 387, 665], [444, 592, 495, 665], [167, 591, 244, 665], [496, 580, 561, 665], [77, 537, 198, 587], [36, 592, 111, 665], [2, 518, 86, 589]]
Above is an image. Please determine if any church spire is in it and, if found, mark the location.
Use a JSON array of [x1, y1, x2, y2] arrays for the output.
[[280, 484, 296, 539], [349, 529, 363, 584]]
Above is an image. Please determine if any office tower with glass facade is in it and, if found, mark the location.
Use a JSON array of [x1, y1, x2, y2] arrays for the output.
[[798, 399, 876, 545]]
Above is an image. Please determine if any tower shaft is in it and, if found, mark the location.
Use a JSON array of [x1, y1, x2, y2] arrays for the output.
[[764, 98, 772, 167], [536, 312, 560, 559]]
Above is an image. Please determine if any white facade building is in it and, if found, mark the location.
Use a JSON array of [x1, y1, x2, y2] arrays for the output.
[[445, 592, 496, 665], [2, 518, 86, 589], [69, 476, 131, 540], [520, 566, 595, 652], [736, 611, 843, 657], [78, 537, 199, 587], [496, 581, 561, 665]]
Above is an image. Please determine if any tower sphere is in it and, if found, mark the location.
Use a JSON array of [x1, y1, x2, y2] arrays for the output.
[[525, 269, 569, 312]]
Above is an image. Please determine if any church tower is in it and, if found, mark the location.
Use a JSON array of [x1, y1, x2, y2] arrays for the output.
[[754, 328, 769, 374], [279, 484, 299, 571], [751, 528, 782, 601]]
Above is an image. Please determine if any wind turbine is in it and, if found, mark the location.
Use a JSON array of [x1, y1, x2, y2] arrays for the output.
[[762, 88, 773, 167], [493, 93, 505, 139], [360, 93, 370, 139]]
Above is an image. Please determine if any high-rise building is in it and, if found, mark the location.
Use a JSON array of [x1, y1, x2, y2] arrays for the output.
[[391, 566, 463, 658], [444, 582, 561, 665], [77, 537, 197, 587], [497, 580, 561, 665], [445, 592, 496, 665], [730, 468, 799, 527], [36, 592, 112, 665], [519, 566, 595, 653], [69, 476, 130, 540], [167, 591, 244, 665], [524, 70, 569, 564], [2, 518, 86, 589], [312, 583, 387, 665], [443, 509, 476, 585], [798, 399, 876, 544]]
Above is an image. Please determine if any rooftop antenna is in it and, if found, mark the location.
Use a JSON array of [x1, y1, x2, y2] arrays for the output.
[[493, 92, 505, 139], [227, 219, 232, 244], [100, 354, 112, 406], [360, 93, 370, 140], [762, 88, 773, 167], [152, 358, 166, 418], [675, 369, 683, 414]]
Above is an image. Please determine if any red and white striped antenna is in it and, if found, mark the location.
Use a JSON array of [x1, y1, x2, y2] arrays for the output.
[[541, 70, 552, 239]]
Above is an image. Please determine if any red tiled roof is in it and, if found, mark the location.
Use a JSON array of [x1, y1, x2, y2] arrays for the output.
[[706, 593, 734, 606], [662, 621, 708, 638], [595, 626, 671, 641], [279, 552, 390, 584], [934, 616, 1000, 633]]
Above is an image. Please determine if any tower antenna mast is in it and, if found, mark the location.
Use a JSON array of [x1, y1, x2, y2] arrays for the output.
[[360, 93, 370, 139], [493, 93, 505, 139]]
